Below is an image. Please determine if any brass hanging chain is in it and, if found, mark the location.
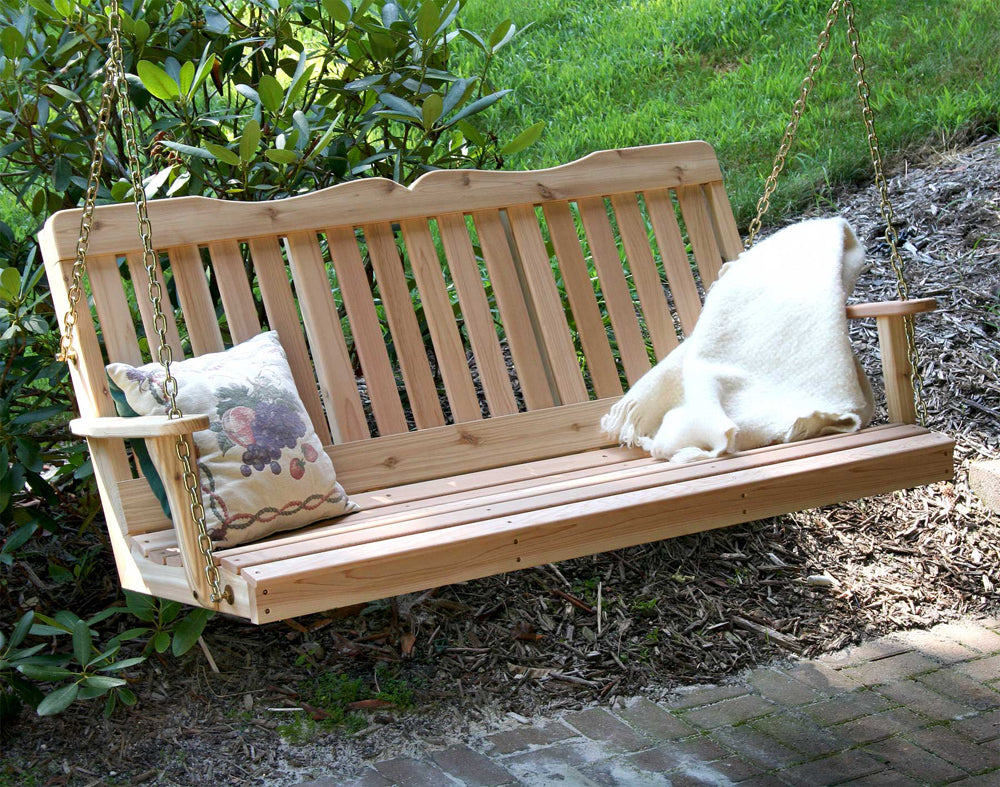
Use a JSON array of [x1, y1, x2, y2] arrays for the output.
[[842, 1, 928, 425], [744, 1, 842, 248], [745, 0, 928, 426], [57, 0, 230, 605]]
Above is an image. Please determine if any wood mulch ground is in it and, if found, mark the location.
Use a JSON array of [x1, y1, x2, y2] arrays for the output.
[[3, 136, 998, 787]]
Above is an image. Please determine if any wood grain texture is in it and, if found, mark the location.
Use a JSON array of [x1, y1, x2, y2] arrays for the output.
[[71, 414, 209, 438], [243, 431, 954, 621], [846, 298, 937, 319], [43, 142, 725, 260], [876, 314, 918, 424], [284, 232, 369, 443], [541, 202, 622, 399], [437, 213, 517, 416], [506, 205, 589, 404], [88, 255, 142, 365], [398, 219, 482, 423], [577, 196, 650, 384], [247, 235, 332, 444], [364, 223, 445, 429], [677, 185, 724, 287], [167, 245, 225, 356], [219, 425, 926, 572], [644, 188, 703, 336], [124, 251, 185, 360], [325, 226, 408, 436], [207, 241, 261, 344], [610, 193, 678, 359], [705, 180, 744, 261], [471, 210, 555, 410]]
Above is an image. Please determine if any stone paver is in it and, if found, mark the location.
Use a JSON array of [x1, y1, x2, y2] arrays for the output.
[[431, 745, 514, 786], [864, 735, 968, 783], [682, 694, 777, 729], [373, 757, 452, 787], [297, 617, 1000, 787], [615, 697, 697, 740], [841, 651, 939, 686], [876, 678, 975, 720], [833, 707, 929, 745], [563, 707, 650, 752], [917, 667, 1000, 711]]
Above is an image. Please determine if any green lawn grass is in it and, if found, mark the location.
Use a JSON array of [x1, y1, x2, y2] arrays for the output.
[[458, 0, 1000, 225]]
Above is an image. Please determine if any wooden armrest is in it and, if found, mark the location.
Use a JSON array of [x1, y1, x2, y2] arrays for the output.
[[845, 298, 937, 319], [70, 414, 210, 439]]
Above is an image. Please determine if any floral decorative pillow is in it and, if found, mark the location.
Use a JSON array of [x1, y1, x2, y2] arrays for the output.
[[107, 331, 357, 548]]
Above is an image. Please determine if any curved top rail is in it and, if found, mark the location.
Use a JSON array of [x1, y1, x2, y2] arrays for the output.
[[39, 141, 722, 261]]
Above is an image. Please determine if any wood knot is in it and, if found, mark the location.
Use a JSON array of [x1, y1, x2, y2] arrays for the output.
[[536, 183, 556, 200], [382, 456, 399, 468], [461, 173, 471, 186], [458, 431, 482, 446]]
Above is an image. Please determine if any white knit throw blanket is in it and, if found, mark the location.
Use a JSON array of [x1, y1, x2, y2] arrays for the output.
[[602, 217, 875, 462]]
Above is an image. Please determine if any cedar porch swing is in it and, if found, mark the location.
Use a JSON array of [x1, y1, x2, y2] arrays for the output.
[[40, 0, 954, 623]]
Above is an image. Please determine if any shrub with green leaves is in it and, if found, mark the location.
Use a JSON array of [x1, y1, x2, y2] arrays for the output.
[[2, 0, 538, 723]]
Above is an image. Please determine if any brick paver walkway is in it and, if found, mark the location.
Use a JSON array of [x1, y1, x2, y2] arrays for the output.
[[300, 618, 1000, 786]]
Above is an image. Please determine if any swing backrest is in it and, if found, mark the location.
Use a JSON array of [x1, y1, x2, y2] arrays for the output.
[[40, 141, 742, 536]]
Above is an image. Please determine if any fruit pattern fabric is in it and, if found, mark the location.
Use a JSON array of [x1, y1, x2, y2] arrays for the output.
[[107, 331, 357, 548]]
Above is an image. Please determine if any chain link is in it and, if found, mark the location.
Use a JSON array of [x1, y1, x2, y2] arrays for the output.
[[56, 0, 230, 605], [746, 0, 928, 426]]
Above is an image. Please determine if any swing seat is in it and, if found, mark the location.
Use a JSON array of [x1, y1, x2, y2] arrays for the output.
[[41, 141, 954, 622]]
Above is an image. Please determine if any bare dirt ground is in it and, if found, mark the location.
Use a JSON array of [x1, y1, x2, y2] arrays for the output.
[[3, 136, 998, 787]]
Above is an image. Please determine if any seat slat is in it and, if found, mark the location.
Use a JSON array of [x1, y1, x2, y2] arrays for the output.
[[207, 240, 261, 344], [242, 431, 954, 621], [247, 236, 332, 445], [221, 425, 923, 572], [644, 189, 703, 336], [284, 232, 369, 444], [506, 205, 589, 405], [89, 255, 142, 366], [437, 213, 518, 417], [471, 210, 555, 410], [125, 251, 185, 359], [677, 185, 724, 287], [364, 223, 445, 430], [610, 193, 679, 359], [577, 197, 650, 384], [705, 180, 744, 262], [398, 219, 482, 424], [325, 226, 409, 436], [167, 245, 225, 356], [542, 202, 622, 399]]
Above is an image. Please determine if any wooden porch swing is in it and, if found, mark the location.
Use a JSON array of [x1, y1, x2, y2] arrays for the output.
[[40, 0, 953, 623]]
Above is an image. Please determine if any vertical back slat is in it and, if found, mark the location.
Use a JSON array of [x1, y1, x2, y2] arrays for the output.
[[644, 189, 703, 336], [284, 232, 369, 444], [576, 197, 650, 384], [471, 211, 555, 411], [706, 180, 744, 262], [126, 251, 184, 359], [247, 236, 332, 445], [541, 202, 622, 399], [207, 240, 261, 344], [610, 193, 679, 359], [364, 223, 445, 430], [677, 185, 724, 287], [506, 206, 589, 405], [89, 255, 142, 365], [437, 213, 517, 417], [399, 219, 482, 424], [325, 227, 409, 436], [167, 245, 224, 356]]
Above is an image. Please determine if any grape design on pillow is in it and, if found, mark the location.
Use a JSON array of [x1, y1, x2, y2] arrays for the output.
[[213, 382, 317, 478]]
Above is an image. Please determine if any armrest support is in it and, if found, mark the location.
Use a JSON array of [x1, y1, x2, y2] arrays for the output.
[[70, 414, 210, 439], [846, 299, 937, 425], [845, 297, 937, 319]]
